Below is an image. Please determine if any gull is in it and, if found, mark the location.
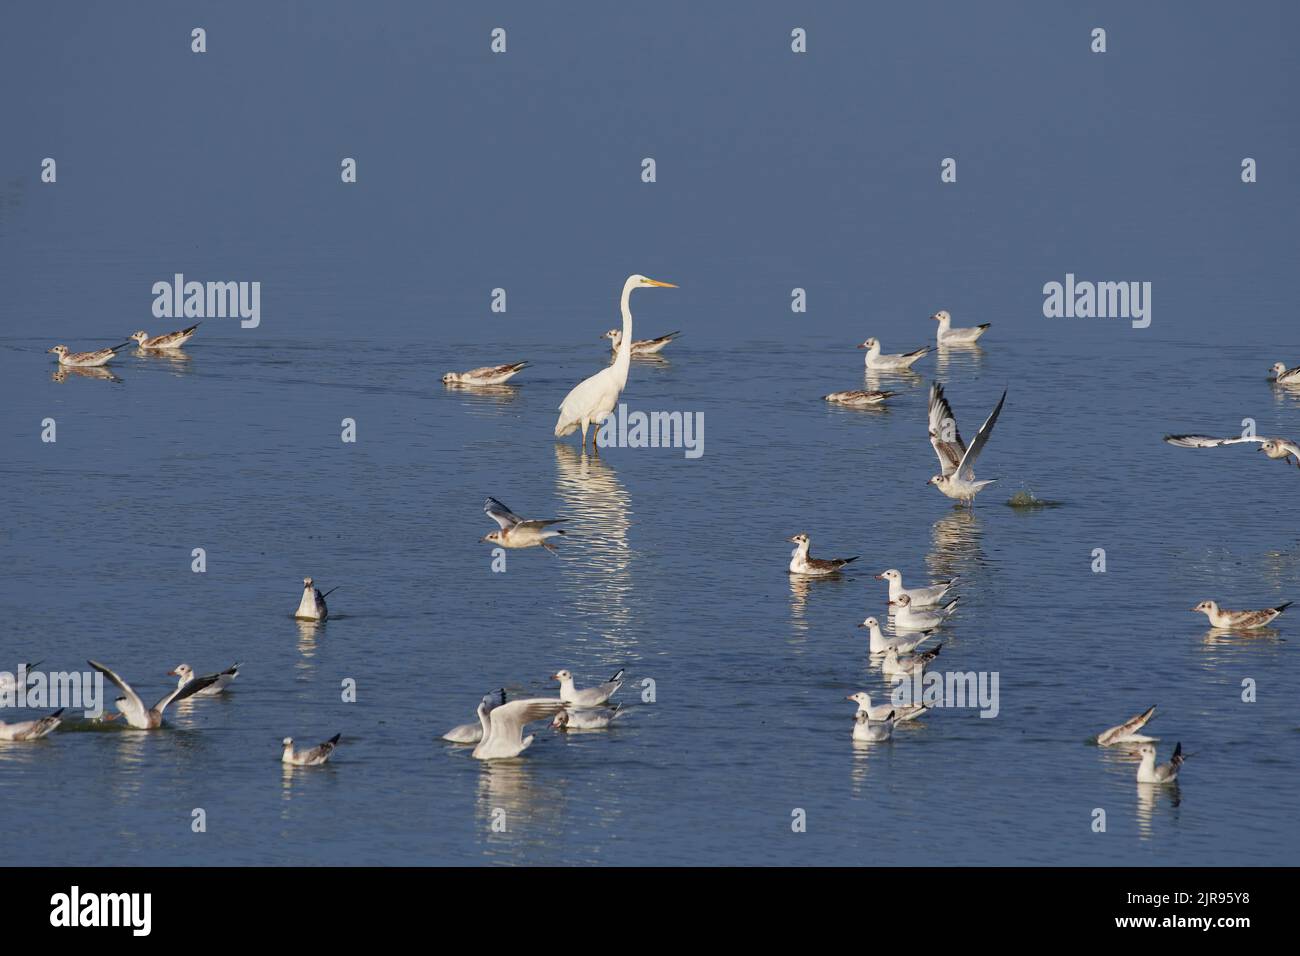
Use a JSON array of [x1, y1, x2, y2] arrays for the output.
[[858, 617, 932, 654], [888, 593, 958, 631], [130, 323, 200, 350], [0, 661, 41, 695], [1191, 599, 1291, 630], [481, 496, 566, 554], [443, 689, 507, 744], [858, 337, 930, 371], [555, 274, 677, 451], [881, 643, 942, 679], [932, 310, 990, 345], [1163, 433, 1300, 469], [927, 382, 1008, 504], [852, 709, 894, 743], [603, 328, 681, 356], [823, 389, 896, 407], [1097, 705, 1158, 746], [295, 577, 338, 621], [282, 733, 340, 766], [846, 691, 926, 724], [1269, 362, 1300, 385], [788, 533, 858, 576], [442, 362, 529, 386], [1136, 741, 1184, 784], [168, 663, 240, 697], [552, 703, 626, 731], [0, 708, 64, 741], [47, 343, 129, 367], [88, 659, 220, 729], [472, 697, 567, 760], [552, 668, 624, 708], [875, 568, 957, 607]]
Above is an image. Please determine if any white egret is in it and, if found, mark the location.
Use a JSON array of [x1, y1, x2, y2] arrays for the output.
[[554, 274, 676, 450]]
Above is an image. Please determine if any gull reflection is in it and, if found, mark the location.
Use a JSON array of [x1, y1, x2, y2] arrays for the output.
[[134, 347, 194, 373], [864, 367, 922, 393], [934, 343, 986, 378], [927, 509, 984, 583], [553, 445, 634, 637], [52, 366, 121, 384], [295, 619, 322, 664], [475, 759, 567, 851], [443, 382, 521, 410], [1135, 781, 1181, 838]]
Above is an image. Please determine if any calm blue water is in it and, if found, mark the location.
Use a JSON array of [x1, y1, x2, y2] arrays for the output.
[[1, 2, 1298, 866]]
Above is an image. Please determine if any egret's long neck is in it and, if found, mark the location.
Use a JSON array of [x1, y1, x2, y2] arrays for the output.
[[477, 705, 491, 738], [613, 282, 634, 382]]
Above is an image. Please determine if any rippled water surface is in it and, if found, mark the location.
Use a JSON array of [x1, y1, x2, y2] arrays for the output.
[[2, 1, 1298, 865]]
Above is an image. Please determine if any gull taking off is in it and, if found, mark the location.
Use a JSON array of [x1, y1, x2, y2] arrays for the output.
[[553, 668, 624, 708], [1136, 741, 1183, 784], [1163, 433, 1300, 469], [881, 644, 942, 678], [858, 617, 932, 655], [1269, 362, 1300, 385], [1191, 599, 1291, 630], [169, 663, 239, 697], [88, 660, 219, 729], [472, 697, 567, 760], [481, 496, 566, 553], [282, 733, 340, 766], [932, 310, 990, 345], [824, 389, 896, 407], [553, 704, 625, 731], [442, 362, 529, 386], [443, 690, 507, 744], [889, 593, 958, 631], [875, 568, 957, 607], [1097, 705, 1158, 747], [555, 274, 677, 451], [846, 691, 925, 724], [927, 382, 1008, 505], [47, 343, 128, 367], [859, 337, 930, 371], [295, 577, 338, 621], [130, 324, 200, 349], [852, 709, 894, 742], [603, 328, 681, 356], [788, 533, 858, 576], [0, 708, 63, 741]]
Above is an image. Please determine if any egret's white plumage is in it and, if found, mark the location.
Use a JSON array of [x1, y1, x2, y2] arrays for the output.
[[555, 275, 677, 450]]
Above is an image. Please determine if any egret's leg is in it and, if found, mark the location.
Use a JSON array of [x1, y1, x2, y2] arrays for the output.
[[580, 420, 588, 451]]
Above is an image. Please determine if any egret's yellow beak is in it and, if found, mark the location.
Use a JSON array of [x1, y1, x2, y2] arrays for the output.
[[644, 278, 677, 288]]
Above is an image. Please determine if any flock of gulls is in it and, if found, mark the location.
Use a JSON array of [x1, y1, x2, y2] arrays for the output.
[[22, 275, 1300, 792]]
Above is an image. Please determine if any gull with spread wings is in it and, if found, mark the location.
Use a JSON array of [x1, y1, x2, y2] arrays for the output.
[[1163, 433, 1300, 470], [926, 382, 1008, 505], [88, 660, 220, 729], [480, 496, 567, 553]]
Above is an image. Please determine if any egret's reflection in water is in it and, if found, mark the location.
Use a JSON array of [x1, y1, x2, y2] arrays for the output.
[[553, 445, 634, 640]]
